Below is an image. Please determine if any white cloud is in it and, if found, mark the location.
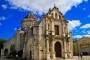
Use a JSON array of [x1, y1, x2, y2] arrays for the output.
[[73, 34, 90, 38], [73, 35, 83, 38], [80, 24, 90, 28], [1, 4, 8, 9], [82, 30, 86, 33], [0, 16, 6, 20], [0, 23, 2, 26], [7, 0, 88, 14], [83, 35, 90, 37], [68, 20, 81, 31], [87, 31, 90, 34]]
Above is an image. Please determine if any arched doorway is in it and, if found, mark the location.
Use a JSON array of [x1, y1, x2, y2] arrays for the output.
[[4, 49, 8, 56], [10, 44, 16, 56], [30, 51, 32, 59], [55, 42, 62, 57], [10, 44, 15, 52], [17, 50, 23, 57]]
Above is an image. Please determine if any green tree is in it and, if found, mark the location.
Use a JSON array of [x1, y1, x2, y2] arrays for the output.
[[0, 38, 7, 53]]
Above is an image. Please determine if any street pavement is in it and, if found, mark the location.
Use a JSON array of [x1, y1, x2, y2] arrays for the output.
[[59, 56, 90, 60], [0, 58, 15, 60], [0, 56, 90, 60]]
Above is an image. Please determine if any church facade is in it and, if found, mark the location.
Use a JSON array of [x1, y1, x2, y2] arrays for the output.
[[3, 5, 73, 60]]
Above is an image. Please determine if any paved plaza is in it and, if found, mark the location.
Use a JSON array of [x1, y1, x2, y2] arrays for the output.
[[0, 56, 90, 60], [0, 58, 15, 60], [57, 56, 90, 60]]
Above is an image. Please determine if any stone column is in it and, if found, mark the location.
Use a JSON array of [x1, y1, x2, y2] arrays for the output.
[[61, 22, 63, 36], [22, 45, 26, 59], [1, 49, 4, 58], [52, 40, 55, 60], [69, 33, 73, 58], [68, 38, 73, 58], [46, 39, 50, 60], [52, 21, 54, 35], [46, 20, 50, 60], [46, 21, 48, 35], [67, 41, 70, 58], [64, 39, 67, 59], [16, 30, 20, 51], [68, 41, 70, 58]]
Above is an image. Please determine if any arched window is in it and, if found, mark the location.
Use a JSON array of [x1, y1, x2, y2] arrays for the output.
[[4, 49, 8, 56], [10, 44, 16, 56], [54, 25, 59, 35], [55, 13, 57, 18], [10, 44, 15, 52], [59, 15, 61, 19], [52, 13, 53, 17]]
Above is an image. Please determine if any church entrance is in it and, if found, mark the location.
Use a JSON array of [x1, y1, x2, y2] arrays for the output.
[[4, 49, 8, 56], [55, 42, 62, 57], [30, 51, 32, 59]]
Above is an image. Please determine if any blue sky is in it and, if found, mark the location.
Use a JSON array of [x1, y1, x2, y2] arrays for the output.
[[0, 0, 90, 40]]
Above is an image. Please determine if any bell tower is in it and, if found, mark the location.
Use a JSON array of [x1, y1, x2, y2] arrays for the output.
[[21, 13, 38, 30]]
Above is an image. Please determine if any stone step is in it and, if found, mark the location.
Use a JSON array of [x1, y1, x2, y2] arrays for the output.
[[56, 58, 63, 60]]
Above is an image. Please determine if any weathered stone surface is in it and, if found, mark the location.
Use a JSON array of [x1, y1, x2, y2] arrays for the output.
[[3, 5, 73, 60]]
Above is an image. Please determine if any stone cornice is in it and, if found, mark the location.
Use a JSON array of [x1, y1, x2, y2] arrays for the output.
[[42, 15, 68, 24]]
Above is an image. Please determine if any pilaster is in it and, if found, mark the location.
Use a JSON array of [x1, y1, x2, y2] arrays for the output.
[[46, 39, 50, 60], [1, 49, 4, 58], [52, 40, 56, 59], [63, 39, 67, 59]]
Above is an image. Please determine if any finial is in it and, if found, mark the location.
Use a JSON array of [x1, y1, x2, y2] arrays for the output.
[[49, 8, 51, 11], [54, 4, 57, 8], [53, 4, 58, 10], [54, 4, 55, 7]]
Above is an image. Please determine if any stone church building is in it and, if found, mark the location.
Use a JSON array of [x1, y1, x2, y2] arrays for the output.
[[2, 5, 73, 60]]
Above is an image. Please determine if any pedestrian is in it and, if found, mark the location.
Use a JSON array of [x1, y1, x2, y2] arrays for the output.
[[80, 52, 83, 58], [16, 54, 18, 60], [78, 53, 80, 58]]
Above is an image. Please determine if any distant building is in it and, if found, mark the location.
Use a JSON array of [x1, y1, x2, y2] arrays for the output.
[[73, 37, 90, 55], [2, 5, 73, 60]]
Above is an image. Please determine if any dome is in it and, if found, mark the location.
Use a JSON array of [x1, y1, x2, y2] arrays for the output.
[[21, 13, 38, 29], [25, 13, 37, 20]]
